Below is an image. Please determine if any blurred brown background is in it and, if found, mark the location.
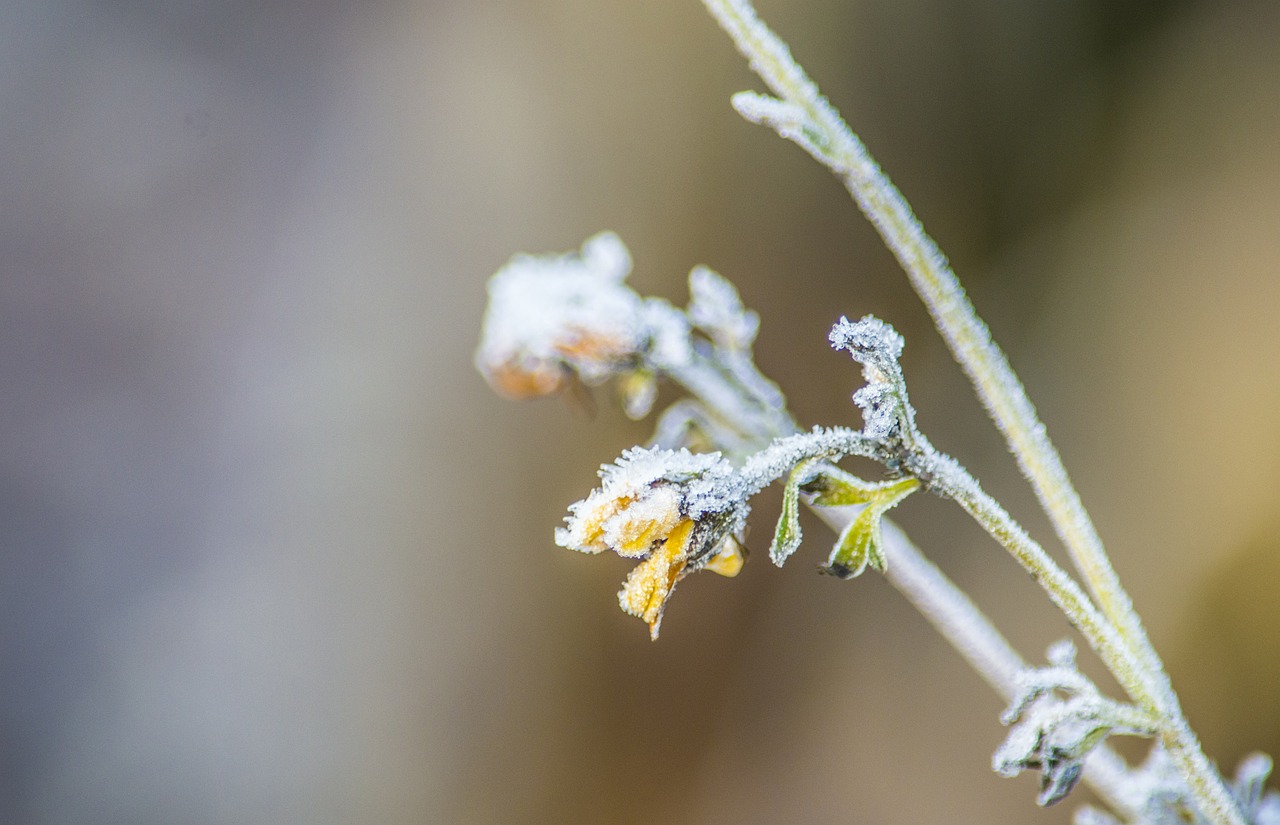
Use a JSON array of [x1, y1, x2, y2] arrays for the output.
[[3, 1, 1279, 823]]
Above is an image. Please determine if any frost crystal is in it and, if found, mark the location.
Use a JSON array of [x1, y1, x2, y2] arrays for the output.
[[555, 446, 750, 639], [476, 232, 647, 398]]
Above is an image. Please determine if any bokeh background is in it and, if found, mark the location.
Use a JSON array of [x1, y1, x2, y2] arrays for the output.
[[3, 1, 1279, 823]]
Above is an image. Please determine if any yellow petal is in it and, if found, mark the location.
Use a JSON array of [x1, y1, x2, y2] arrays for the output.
[[606, 487, 681, 558], [617, 519, 695, 638], [562, 492, 632, 554], [703, 536, 745, 578]]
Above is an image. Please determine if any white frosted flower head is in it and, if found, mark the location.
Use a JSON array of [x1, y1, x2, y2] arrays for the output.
[[476, 232, 647, 399], [555, 446, 749, 639]]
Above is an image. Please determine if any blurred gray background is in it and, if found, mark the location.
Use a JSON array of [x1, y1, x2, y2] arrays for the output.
[[3, 1, 1279, 823]]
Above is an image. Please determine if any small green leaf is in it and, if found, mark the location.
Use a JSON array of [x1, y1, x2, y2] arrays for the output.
[[770, 458, 820, 566], [865, 523, 888, 573], [820, 477, 918, 577], [1075, 725, 1114, 756], [822, 509, 875, 579], [802, 466, 879, 506], [873, 477, 920, 510]]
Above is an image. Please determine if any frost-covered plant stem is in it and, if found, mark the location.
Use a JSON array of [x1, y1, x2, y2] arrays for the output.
[[742, 426, 1152, 712], [935, 440, 1239, 824], [673, 347, 1144, 814], [702, 0, 1150, 664], [694, 340, 1164, 811], [825, 511, 1141, 819], [698, 1, 1244, 823]]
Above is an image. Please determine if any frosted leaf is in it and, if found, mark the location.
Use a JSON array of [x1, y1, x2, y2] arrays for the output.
[[851, 384, 898, 441], [730, 91, 830, 161], [994, 717, 1046, 777], [1233, 753, 1273, 812], [731, 91, 804, 131], [476, 232, 647, 398], [828, 315, 916, 442], [829, 314, 904, 364], [1046, 638, 1079, 668], [1233, 753, 1280, 825], [687, 266, 759, 349], [996, 641, 1158, 807]]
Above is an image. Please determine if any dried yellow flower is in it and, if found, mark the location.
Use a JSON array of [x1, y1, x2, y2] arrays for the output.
[[556, 447, 748, 638]]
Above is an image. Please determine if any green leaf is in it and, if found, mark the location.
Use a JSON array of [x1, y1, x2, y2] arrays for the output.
[[820, 477, 919, 578], [802, 466, 879, 506], [873, 477, 920, 510], [822, 509, 875, 579], [770, 458, 820, 566]]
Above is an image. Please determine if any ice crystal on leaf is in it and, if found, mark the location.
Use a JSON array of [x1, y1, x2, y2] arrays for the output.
[[555, 446, 749, 639]]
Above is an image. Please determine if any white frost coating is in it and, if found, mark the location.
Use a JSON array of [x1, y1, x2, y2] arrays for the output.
[[739, 426, 873, 496], [829, 315, 913, 441], [560, 446, 748, 536], [851, 384, 899, 441], [718, 0, 1182, 735], [730, 91, 819, 151], [829, 314, 905, 362], [687, 265, 759, 349], [1233, 754, 1280, 825], [730, 90, 801, 129], [640, 298, 694, 371], [580, 230, 633, 281], [996, 641, 1162, 808], [554, 445, 752, 639], [476, 232, 647, 397]]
